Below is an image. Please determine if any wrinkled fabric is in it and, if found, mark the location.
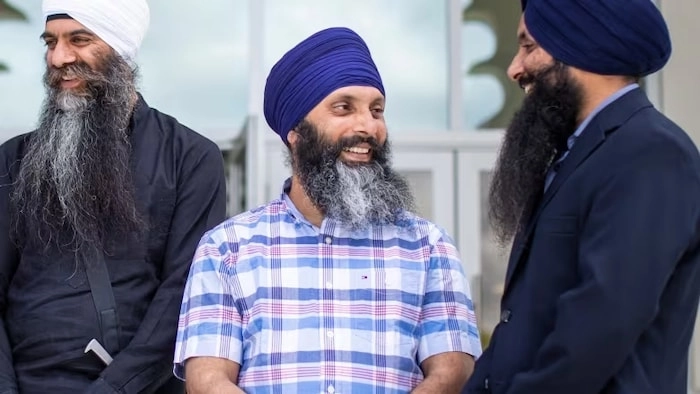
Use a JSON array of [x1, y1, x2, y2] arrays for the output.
[[521, 0, 671, 76], [42, 0, 150, 63], [264, 27, 384, 143]]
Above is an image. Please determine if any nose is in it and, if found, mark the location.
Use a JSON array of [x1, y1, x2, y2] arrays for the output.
[[352, 109, 386, 142], [48, 40, 77, 69], [507, 53, 524, 82]]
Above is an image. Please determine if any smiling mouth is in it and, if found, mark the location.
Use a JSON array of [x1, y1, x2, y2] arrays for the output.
[[343, 146, 370, 154], [56, 76, 82, 89], [61, 72, 80, 81], [518, 76, 536, 94]]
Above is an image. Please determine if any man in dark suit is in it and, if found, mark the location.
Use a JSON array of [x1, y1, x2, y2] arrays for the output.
[[465, 1, 700, 393]]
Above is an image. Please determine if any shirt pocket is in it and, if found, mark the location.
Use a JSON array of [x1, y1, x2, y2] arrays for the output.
[[350, 267, 421, 351]]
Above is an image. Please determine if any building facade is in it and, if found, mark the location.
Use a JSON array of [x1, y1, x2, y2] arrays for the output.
[[0, 0, 698, 391]]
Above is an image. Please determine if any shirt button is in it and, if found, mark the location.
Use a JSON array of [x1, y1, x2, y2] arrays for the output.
[[326, 331, 334, 338], [500, 309, 512, 323], [326, 281, 333, 288], [327, 385, 336, 394], [324, 236, 332, 244]]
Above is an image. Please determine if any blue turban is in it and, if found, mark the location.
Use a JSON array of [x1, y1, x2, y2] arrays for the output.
[[263, 27, 385, 144], [520, 0, 671, 77]]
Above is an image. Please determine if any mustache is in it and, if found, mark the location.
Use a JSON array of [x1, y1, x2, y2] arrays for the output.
[[331, 135, 385, 163], [337, 135, 381, 150], [517, 62, 565, 91], [518, 73, 536, 90], [45, 61, 108, 90]]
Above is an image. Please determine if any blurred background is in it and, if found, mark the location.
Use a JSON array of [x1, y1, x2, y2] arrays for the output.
[[1, 1, 698, 391]]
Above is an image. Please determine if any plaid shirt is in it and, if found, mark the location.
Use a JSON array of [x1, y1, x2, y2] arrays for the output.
[[174, 187, 482, 393]]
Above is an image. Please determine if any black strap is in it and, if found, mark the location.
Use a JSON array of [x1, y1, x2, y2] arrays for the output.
[[83, 250, 120, 356]]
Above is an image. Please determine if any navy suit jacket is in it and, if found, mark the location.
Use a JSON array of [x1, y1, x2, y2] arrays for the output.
[[464, 88, 700, 394]]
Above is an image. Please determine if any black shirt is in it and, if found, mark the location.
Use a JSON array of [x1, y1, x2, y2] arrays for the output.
[[0, 95, 227, 393]]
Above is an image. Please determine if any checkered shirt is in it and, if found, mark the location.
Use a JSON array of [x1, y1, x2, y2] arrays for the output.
[[174, 191, 482, 393]]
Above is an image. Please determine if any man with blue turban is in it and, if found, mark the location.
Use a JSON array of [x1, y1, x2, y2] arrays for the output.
[[466, 1, 700, 393], [175, 27, 483, 393]]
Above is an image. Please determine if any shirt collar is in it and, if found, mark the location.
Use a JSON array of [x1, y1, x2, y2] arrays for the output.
[[128, 92, 149, 132], [281, 177, 315, 228], [567, 83, 639, 150]]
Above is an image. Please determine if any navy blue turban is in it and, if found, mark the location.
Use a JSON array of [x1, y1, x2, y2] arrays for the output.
[[263, 27, 384, 144], [520, 0, 671, 77]]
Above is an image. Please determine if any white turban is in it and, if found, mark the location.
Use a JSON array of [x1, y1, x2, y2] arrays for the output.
[[42, 0, 150, 64]]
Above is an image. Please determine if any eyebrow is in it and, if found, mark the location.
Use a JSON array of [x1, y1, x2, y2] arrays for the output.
[[40, 28, 95, 40], [517, 31, 532, 43]]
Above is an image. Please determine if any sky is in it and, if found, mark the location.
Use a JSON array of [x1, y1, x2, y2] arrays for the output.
[[0, 0, 502, 144]]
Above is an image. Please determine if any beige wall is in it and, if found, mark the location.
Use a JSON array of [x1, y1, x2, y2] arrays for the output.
[[659, 2, 700, 392]]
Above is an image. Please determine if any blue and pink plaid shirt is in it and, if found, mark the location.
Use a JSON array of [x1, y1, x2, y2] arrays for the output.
[[174, 185, 482, 393]]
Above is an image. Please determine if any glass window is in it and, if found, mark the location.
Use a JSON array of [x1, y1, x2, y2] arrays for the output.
[[462, 0, 523, 130], [0, 0, 45, 142], [0, 0, 248, 144], [262, 0, 450, 131]]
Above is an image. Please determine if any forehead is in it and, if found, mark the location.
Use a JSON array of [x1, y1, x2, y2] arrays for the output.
[[44, 17, 97, 38], [322, 85, 385, 103]]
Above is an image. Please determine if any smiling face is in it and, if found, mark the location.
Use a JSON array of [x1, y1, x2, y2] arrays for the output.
[[290, 85, 387, 165], [285, 85, 415, 229], [507, 16, 559, 95], [42, 17, 113, 94]]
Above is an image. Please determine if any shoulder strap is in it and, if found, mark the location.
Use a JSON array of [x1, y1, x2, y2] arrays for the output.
[[83, 250, 121, 355]]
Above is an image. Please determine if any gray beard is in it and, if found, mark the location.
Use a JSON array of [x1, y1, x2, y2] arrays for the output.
[[11, 53, 144, 252], [324, 160, 412, 229], [291, 121, 415, 230]]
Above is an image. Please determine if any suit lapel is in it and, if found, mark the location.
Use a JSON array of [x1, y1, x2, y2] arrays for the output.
[[502, 88, 653, 296]]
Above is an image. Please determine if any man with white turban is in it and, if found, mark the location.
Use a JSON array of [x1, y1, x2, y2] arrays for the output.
[[0, 1, 227, 393]]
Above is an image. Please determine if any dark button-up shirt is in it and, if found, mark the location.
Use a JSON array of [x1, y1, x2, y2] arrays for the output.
[[0, 95, 227, 393]]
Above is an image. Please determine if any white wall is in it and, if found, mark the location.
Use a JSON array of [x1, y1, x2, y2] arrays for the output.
[[660, 0, 700, 143], [659, 1, 700, 392]]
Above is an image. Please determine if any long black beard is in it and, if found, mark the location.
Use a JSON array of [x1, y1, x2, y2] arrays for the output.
[[290, 120, 415, 230], [488, 62, 583, 245], [10, 52, 145, 253]]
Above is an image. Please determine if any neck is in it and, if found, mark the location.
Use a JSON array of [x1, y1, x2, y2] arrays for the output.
[[576, 73, 634, 125], [288, 175, 324, 227]]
